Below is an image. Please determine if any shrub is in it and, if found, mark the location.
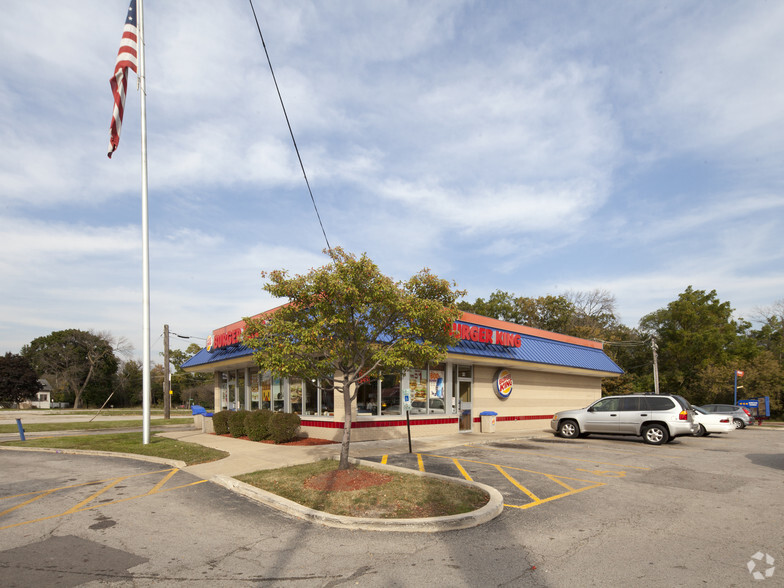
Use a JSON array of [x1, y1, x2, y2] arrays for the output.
[[268, 412, 301, 444], [228, 409, 250, 438], [245, 409, 273, 442], [212, 410, 230, 435]]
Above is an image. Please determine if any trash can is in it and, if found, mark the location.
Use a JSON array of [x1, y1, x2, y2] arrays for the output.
[[480, 411, 497, 433]]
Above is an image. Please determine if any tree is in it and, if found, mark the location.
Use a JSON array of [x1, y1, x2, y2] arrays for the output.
[[21, 330, 128, 409], [639, 287, 743, 402], [244, 248, 464, 469], [168, 343, 212, 408], [114, 359, 144, 407], [0, 352, 42, 405]]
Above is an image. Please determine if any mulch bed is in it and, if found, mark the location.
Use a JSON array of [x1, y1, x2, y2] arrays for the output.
[[304, 468, 394, 491]]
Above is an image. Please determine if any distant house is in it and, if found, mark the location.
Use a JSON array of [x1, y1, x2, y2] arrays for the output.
[[30, 379, 52, 409]]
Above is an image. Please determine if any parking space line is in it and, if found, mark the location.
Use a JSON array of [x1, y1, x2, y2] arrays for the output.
[[63, 476, 127, 514], [148, 468, 178, 494], [495, 465, 541, 502], [452, 458, 473, 481], [481, 445, 652, 470], [417, 453, 425, 472], [0, 468, 206, 532], [424, 453, 607, 509], [0, 489, 56, 518]]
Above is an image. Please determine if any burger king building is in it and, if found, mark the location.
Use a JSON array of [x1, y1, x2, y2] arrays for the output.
[[182, 310, 623, 441]]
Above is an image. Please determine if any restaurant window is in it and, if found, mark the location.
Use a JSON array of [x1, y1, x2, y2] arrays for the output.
[[357, 377, 379, 415], [271, 376, 284, 411], [304, 379, 318, 415], [319, 382, 334, 416], [250, 369, 260, 409], [428, 363, 446, 414], [290, 377, 303, 414], [380, 373, 401, 415], [260, 372, 272, 409]]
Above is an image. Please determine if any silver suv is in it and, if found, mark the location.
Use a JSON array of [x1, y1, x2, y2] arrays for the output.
[[551, 394, 697, 445]]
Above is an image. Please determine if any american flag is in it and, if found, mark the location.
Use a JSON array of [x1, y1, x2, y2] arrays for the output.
[[108, 0, 139, 158]]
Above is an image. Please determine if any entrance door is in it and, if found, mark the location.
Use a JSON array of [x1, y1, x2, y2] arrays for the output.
[[456, 365, 473, 432]]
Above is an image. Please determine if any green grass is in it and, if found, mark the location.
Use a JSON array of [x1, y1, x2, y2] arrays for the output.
[[0, 418, 194, 434], [0, 432, 228, 466], [237, 459, 489, 519]]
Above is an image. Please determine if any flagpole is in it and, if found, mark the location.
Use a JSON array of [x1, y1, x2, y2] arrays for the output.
[[138, 0, 151, 445]]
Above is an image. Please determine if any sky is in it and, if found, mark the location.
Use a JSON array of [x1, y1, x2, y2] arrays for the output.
[[2, 0, 783, 363]]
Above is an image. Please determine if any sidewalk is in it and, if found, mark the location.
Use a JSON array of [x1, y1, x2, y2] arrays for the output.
[[158, 428, 550, 479]]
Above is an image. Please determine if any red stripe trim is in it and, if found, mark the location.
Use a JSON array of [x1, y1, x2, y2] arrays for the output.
[[299, 414, 553, 429]]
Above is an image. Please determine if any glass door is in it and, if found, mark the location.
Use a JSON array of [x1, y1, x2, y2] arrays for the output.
[[456, 365, 473, 432]]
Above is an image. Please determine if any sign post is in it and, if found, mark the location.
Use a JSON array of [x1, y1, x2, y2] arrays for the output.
[[403, 389, 412, 453]]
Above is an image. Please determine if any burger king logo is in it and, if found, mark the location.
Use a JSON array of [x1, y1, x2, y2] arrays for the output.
[[495, 368, 513, 399]]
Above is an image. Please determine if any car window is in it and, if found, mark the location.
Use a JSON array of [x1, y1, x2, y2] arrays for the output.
[[643, 397, 675, 411], [620, 397, 641, 411], [672, 395, 691, 411], [592, 397, 621, 412]]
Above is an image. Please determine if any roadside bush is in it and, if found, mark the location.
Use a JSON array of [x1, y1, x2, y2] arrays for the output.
[[228, 409, 250, 438], [245, 409, 273, 442], [268, 412, 301, 444], [212, 410, 230, 435]]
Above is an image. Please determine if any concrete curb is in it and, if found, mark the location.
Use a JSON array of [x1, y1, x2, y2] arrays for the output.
[[0, 445, 187, 469], [212, 457, 504, 532]]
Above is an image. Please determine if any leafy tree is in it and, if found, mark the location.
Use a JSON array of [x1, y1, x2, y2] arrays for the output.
[[0, 352, 42, 405], [639, 287, 743, 402], [21, 330, 126, 409], [114, 359, 143, 407], [244, 248, 464, 469], [169, 343, 213, 407]]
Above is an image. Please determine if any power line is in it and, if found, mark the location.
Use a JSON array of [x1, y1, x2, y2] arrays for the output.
[[247, 0, 332, 254]]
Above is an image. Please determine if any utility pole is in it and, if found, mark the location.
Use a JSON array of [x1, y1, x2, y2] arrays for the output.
[[652, 337, 660, 395], [163, 324, 170, 419]]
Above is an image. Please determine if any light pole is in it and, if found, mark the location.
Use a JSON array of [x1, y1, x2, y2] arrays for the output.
[[733, 370, 744, 404]]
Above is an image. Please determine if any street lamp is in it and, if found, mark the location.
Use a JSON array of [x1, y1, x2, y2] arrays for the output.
[[734, 370, 744, 404]]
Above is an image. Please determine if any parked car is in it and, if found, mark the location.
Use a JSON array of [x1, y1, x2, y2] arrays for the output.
[[551, 394, 697, 445], [691, 406, 734, 436], [697, 404, 750, 429]]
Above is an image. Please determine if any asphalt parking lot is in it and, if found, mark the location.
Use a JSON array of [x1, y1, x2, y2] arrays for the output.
[[1, 427, 782, 586]]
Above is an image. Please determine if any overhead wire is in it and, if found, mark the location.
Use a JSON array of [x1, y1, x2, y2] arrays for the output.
[[247, 0, 333, 255]]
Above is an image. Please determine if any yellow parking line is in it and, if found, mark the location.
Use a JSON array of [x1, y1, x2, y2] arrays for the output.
[[63, 476, 128, 514], [505, 482, 604, 510], [494, 465, 540, 503], [147, 468, 178, 494], [0, 469, 206, 532], [0, 489, 56, 518], [380, 455, 388, 465], [544, 474, 576, 491], [481, 445, 652, 469], [417, 453, 425, 472], [452, 458, 473, 481]]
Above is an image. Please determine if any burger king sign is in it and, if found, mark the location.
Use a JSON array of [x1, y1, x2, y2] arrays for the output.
[[494, 368, 513, 399]]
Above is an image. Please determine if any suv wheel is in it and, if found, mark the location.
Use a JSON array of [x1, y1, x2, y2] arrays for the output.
[[557, 420, 580, 439], [642, 424, 669, 445], [733, 419, 745, 429]]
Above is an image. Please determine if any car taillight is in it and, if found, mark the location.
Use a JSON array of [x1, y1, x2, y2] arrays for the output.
[[742, 408, 751, 416], [679, 410, 688, 420], [720, 418, 730, 423]]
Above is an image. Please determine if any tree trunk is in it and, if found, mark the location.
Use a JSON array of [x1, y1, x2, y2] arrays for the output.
[[339, 376, 353, 470]]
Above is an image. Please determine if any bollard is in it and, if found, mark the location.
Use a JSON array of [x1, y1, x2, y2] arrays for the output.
[[15, 418, 26, 441]]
